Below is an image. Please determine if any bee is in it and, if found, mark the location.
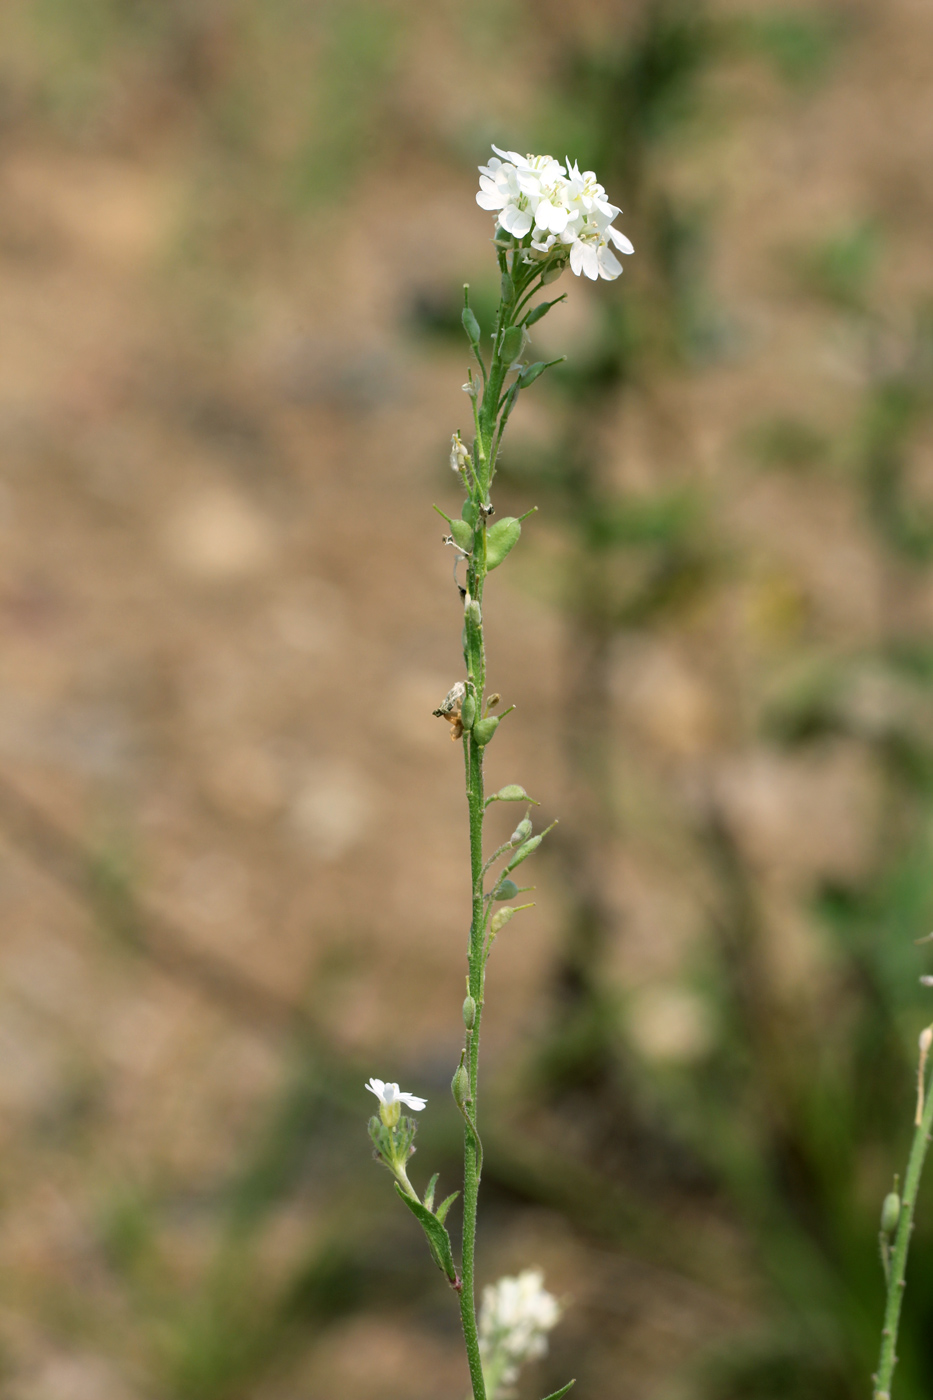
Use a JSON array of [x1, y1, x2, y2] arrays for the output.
[[433, 680, 466, 742]]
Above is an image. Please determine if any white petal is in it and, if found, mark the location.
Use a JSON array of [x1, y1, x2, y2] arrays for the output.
[[501, 205, 532, 237], [399, 1090, 427, 1111], [582, 243, 599, 279], [597, 245, 622, 279], [546, 203, 569, 233], [608, 226, 634, 254], [491, 143, 524, 166], [365, 1078, 386, 1100], [570, 240, 586, 276], [381, 1082, 400, 1103]]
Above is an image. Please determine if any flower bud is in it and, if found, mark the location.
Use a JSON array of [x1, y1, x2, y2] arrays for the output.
[[472, 715, 499, 746], [451, 1062, 471, 1110], [881, 1191, 901, 1235], [510, 817, 533, 846], [462, 995, 476, 1029]]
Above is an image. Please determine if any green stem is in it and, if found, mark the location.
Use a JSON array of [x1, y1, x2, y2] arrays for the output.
[[459, 497, 489, 1400], [874, 1052, 933, 1399]]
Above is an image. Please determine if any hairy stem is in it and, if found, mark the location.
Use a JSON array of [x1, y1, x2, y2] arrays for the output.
[[874, 1050, 933, 1399]]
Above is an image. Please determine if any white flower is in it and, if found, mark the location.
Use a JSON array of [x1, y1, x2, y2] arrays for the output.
[[450, 432, 471, 474], [479, 1268, 561, 1390], [476, 145, 633, 283], [365, 1077, 427, 1128]]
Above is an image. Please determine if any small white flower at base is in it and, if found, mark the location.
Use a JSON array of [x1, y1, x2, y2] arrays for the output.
[[479, 1268, 560, 1394], [365, 1077, 427, 1128], [476, 144, 633, 283]]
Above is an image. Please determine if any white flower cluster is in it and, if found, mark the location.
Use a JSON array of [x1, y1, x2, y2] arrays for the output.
[[478, 1268, 561, 1391], [477, 145, 633, 281]]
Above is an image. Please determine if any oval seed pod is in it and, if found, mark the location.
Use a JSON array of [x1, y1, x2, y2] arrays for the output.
[[461, 306, 481, 345], [494, 878, 519, 901], [486, 517, 522, 570], [467, 599, 482, 627], [510, 817, 533, 846], [462, 995, 476, 1029], [500, 325, 524, 363], [489, 784, 534, 803], [462, 500, 478, 527], [472, 716, 499, 746], [460, 693, 476, 730], [451, 1062, 471, 1110], [881, 1191, 901, 1235], [450, 519, 473, 552]]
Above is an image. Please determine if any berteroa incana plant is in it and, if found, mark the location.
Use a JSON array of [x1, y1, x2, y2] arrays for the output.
[[364, 146, 633, 1400]]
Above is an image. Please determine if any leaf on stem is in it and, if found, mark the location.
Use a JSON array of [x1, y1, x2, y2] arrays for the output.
[[394, 1184, 459, 1286]]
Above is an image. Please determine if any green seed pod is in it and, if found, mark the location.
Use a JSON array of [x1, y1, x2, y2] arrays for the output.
[[500, 272, 514, 302], [490, 906, 517, 935], [460, 693, 476, 730], [494, 878, 519, 901], [541, 261, 565, 285], [500, 325, 524, 363], [881, 1191, 901, 1235], [488, 784, 536, 804], [510, 817, 533, 846], [450, 519, 473, 552], [472, 715, 499, 746], [462, 500, 477, 527], [466, 599, 482, 627], [486, 517, 522, 570], [462, 995, 476, 1029], [519, 356, 565, 389], [451, 1062, 471, 1110], [525, 294, 566, 327], [461, 306, 481, 345]]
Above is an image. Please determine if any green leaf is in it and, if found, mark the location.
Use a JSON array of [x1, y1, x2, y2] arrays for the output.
[[519, 356, 565, 389], [423, 1171, 439, 1213], [394, 1185, 458, 1285], [525, 294, 566, 327], [541, 1382, 575, 1400], [434, 1190, 460, 1225]]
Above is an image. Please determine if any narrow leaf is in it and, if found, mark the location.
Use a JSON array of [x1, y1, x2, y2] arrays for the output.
[[395, 1185, 458, 1285], [423, 1171, 439, 1213], [541, 1382, 575, 1400], [434, 1190, 460, 1225]]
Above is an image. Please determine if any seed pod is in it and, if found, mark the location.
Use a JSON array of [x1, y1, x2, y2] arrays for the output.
[[519, 356, 565, 389], [541, 262, 565, 285], [486, 517, 522, 570], [451, 1061, 471, 1110], [450, 519, 473, 552], [460, 693, 476, 730], [462, 995, 476, 1029], [488, 784, 536, 804], [462, 500, 477, 527], [472, 716, 499, 747], [490, 906, 517, 935], [525, 294, 566, 327], [500, 325, 524, 363], [461, 306, 481, 345], [466, 599, 482, 627], [881, 1191, 901, 1235], [500, 273, 514, 302], [510, 817, 533, 846], [494, 878, 519, 901]]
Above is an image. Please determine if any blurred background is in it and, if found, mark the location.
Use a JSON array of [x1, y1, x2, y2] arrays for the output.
[[0, 0, 932, 1396]]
